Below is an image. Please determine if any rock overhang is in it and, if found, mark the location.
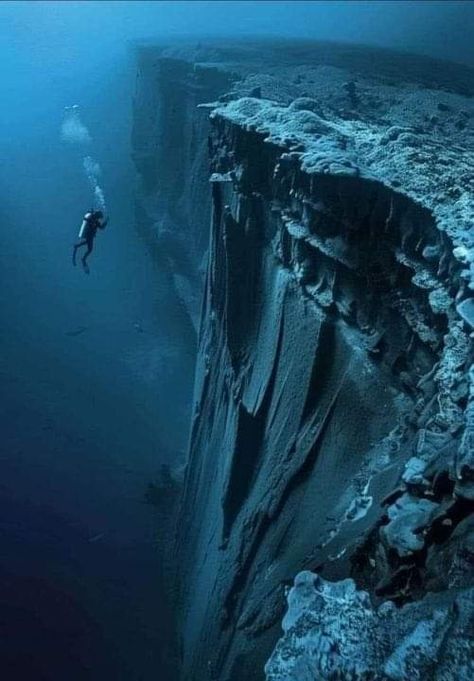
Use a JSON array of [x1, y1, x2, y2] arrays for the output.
[[209, 94, 474, 284]]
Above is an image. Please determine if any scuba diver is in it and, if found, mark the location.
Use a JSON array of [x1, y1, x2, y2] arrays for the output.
[[72, 210, 108, 273]]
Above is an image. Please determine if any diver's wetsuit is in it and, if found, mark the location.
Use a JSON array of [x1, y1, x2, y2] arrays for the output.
[[72, 212, 107, 272]]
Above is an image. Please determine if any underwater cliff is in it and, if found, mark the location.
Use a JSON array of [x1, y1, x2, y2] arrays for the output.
[[132, 41, 474, 681]]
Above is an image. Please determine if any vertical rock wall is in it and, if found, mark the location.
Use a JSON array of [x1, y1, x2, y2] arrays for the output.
[[175, 115, 473, 680], [131, 42, 474, 681], [132, 50, 233, 330]]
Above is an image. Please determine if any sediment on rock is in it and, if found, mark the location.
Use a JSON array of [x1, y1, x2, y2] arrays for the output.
[[265, 572, 474, 681]]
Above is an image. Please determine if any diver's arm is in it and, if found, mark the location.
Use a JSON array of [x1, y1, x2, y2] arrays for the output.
[[100, 217, 109, 229]]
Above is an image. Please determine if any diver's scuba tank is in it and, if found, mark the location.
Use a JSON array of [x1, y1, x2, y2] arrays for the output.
[[78, 210, 93, 238]]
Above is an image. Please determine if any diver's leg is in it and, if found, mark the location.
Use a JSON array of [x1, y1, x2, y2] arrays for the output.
[[72, 239, 87, 266], [81, 239, 94, 273]]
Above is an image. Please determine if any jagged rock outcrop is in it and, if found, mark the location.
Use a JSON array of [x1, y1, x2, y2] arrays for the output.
[[266, 572, 474, 680], [132, 41, 474, 681]]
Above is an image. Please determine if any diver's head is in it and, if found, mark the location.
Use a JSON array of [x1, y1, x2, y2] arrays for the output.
[[94, 210, 104, 219]]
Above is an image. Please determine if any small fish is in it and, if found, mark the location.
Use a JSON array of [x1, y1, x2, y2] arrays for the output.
[[65, 326, 88, 337], [88, 532, 106, 543]]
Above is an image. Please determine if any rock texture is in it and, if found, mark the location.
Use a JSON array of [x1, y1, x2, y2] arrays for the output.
[[266, 572, 474, 681], [133, 41, 474, 681], [132, 49, 233, 331]]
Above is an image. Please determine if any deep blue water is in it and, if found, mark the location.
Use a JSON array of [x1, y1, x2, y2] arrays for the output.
[[0, 92, 192, 678]]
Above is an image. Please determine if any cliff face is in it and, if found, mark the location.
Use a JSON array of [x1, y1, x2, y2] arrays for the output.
[[132, 49, 233, 331], [133, 42, 474, 681], [130, 50, 235, 471]]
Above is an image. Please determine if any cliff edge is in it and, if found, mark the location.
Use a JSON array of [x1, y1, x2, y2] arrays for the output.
[[133, 41, 474, 681]]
